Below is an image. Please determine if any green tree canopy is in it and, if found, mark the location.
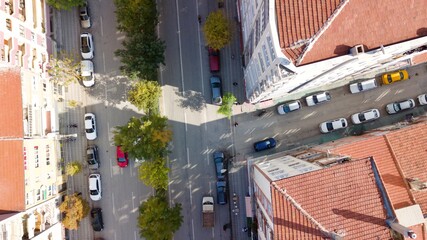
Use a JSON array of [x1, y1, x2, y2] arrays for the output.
[[113, 115, 172, 160], [203, 11, 232, 50], [46, 0, 86, 10], [138, 194, 183, 240], [65, 161, 82, 176], [114, 0, 158, 35], [138, 157, 169, 190], [128, 79, 162, 114], [59, 193, 90, 230], [115, 34, 165, 80], [47, 51, 81, 85], [217, 92, 236, 118]]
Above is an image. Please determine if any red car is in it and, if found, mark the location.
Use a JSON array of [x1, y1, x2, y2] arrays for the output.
[[116, 146, 129, 168], [208, 48, 220, 72]]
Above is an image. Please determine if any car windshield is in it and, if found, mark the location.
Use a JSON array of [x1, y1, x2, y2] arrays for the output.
[[87, 153, 94, 159], [85, 116, 91, 120], [283, 105, 291, 113], [394, 103, 401, 111], [118, 157, 126, 163], [212, 82, 220, 88], [326, 122, 334, 131], [86, 128, 94, 133], [358, 114, 366, 122], [90, 190, 98, 195], [80, 15, 89, 20], [357, 83, 363, 91], [312, 95, 318, 103]]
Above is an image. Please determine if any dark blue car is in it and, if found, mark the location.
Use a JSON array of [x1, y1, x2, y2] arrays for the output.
[[213, 151, 226, 180], [216, 181, 227, 205], [253, 138, 277, 152]]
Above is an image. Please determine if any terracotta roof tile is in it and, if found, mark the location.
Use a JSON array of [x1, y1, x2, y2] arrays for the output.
[[276, 0, 427, 65], [272, 159, 391, 240], [0, 67, 23, 138]]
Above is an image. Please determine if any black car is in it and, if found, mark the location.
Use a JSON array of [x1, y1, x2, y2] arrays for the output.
[[91, 208, 104, 231]]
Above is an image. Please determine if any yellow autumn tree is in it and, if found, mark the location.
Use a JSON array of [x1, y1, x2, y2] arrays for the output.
[[59, 193, 90, 230], [203, 11, 232, 50]]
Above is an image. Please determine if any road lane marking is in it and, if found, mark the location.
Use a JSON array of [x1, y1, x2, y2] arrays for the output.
[[100, 16, 104, 36], [112, 192, 116, 216], [102, 52, 106, 72], [191, 219, 195, 240], [174, 0, 185, 91], [134, 231, 137, 240]]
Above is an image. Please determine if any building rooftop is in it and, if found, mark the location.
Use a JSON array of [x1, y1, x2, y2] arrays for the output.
[[272, 158, 391, 239], [0, 67, 25, 211], [276, 0, 427, 66]]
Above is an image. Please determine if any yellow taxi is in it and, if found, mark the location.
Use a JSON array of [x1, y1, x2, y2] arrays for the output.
[[382, 70, 409, 85]]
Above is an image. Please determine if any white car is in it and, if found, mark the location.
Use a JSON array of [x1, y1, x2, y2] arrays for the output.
[[80, 33, 94, 59], [349, 79, 377, 94], [306, 92, 331, 106], [386, 99, 415, 115], [277, 100, 302, 115], [79, 3, 91, 29], [88, 174, 102, 201], [418, 94, 427, 105], [351, 109, 380, 124], [81, 60, 94, 87], [84, 113, 97, 140], [319, 118, 348, 133]]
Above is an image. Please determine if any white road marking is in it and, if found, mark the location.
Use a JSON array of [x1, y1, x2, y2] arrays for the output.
[[191, 219, 195, 240], [100, 16, 104, 36], [175, 0, 185, 91], [112, 192, 116, 216], [134, 231, 138, 240], [102, 52, 106, 72]]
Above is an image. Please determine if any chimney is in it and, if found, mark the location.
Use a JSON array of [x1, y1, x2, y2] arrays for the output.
[[386, 220, 417, 239]]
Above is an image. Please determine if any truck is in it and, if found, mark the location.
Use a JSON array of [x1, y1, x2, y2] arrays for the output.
[[202, 196, 215, 228]]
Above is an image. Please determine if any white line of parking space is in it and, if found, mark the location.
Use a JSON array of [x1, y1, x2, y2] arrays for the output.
[[100, 16, 104, 36]]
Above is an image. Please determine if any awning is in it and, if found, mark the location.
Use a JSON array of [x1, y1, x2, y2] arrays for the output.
[[245, 196, 253, 217]]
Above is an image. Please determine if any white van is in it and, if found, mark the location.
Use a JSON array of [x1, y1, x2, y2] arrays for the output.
[[349, 79, 377, 94], [81, 60, 94, 87]]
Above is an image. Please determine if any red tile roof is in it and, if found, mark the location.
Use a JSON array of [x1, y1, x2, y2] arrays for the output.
[[276, 0, 427, 65], [272, 159, 391, 240], [0, 67, 25, 211]]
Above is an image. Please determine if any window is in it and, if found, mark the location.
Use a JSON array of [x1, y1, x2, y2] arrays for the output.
[[262, 45, 270, 67], [23, 147, 27, 170], [48, 185, 52, 196], [46, 144, 50, 165], [258, 53, 265, 73], [267, 36, 276, 59], [19, 25, 25, 37], [6, 19, 12, 31], [36, 189, 41, 201], [34, 146, 39, 168]]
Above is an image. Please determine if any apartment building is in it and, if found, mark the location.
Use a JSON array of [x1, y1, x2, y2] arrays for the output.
[[239, 0, 427, 104], [250, 122, 427, 239]]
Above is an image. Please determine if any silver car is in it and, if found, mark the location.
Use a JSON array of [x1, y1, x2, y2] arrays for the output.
[[349, 79, 377, 94], [210, 76, 222, 105], [87, 145, 99, 170], [277, 100, 302, 115], [386, 99, 415, 114]]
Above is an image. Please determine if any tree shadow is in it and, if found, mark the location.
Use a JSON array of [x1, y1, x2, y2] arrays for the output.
[[175, 90, 206, 112]]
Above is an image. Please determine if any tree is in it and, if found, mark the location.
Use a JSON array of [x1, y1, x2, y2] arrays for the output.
[[217, 92, 236, 119], [115, 34, 165, 80], [114, 0, 158, 35], [128, 79, 162, 114], [113, 115, 172, 160], [65, 161, 82, 176], [138, 194, 182, 240], [59, 193, 90, 230], [203, 11, 232, 50], [46, 0, 86, 10], [47, 51, 81, 85], [139, 157, 169, 190]]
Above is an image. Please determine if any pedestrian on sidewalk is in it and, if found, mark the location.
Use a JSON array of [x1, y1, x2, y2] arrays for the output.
[[234, 122, 239, 127], [233, 82, 238, 86]]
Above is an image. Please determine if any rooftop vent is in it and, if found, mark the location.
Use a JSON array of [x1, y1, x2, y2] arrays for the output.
[[350, 45, 365, 56], [407, 178, 427, 191]]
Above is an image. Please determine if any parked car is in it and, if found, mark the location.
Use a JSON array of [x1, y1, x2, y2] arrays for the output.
[[88, 174, 102, 201], [351, 109, 380, 124], [253, 138, 276, 152], [319, 118, 348, 133], [386, 99, 415, 114], [306, 92, 331, 106], [80, 33, 94, 59], [382, 70, 409, 85], [216, 181, 227, 205], [213, 151, 226, 180], [349, 79, 378, 93], [84, 113, 97, 140], [116, 146, 129, 168], [81, 60, 94, 87], [79, 3, 91, 28], [91, 208, 104, 231], [277, 100, 302, 115], [87, 145, 99, 170], [208, 48, 220, 72], [210, 76, 222, 105], [418, 94, 427, 105]]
